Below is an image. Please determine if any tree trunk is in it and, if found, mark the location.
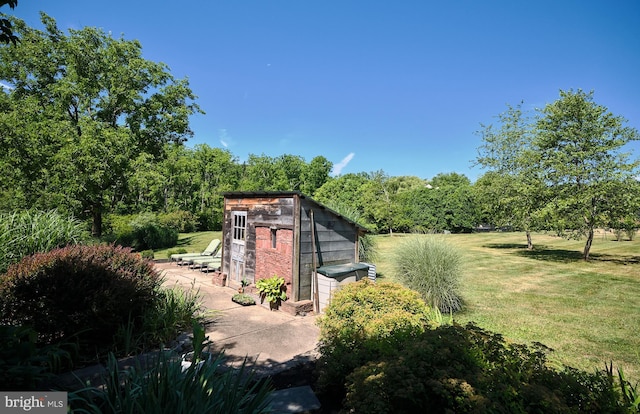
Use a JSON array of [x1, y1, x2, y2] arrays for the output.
[[91, 203, 103, 238], [583, 227, 594, 261], [526, 230, 533, 250]]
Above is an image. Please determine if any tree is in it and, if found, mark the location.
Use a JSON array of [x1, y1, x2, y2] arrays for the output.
[[191, 144, 240, 229], [430, 172, 471, 188], [475, 103, 546, 249], [300, 155, 332, 196], [0, 0, 18, 44], [534, 89, 639, 259], [0, 14, 201, 236], [313, 173, 372, 223], [399, 174, 478, 233]]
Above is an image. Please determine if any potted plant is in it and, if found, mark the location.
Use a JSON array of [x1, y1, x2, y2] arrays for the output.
[[238, 278, 249, 294], [256, 275, 287, 310]]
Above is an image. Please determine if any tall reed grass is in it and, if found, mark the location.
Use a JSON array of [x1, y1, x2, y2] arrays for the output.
[[0, 210, 87, 273]]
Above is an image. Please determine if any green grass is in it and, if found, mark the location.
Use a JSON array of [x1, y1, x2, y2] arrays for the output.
[[153, 231, 222, 259], [374, 231, 640, 382]]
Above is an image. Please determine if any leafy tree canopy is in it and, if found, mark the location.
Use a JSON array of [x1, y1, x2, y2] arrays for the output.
[[0, 14, 202, 236]]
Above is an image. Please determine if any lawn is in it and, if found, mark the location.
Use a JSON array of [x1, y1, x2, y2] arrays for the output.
[[374, 231, 640, 381], [154, 231, 222, 260]]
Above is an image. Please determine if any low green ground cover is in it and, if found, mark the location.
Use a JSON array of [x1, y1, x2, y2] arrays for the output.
[[375, 231, 640, 382]]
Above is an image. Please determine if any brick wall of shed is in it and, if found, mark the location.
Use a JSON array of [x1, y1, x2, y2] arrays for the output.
[[255, 227, 294, 292]]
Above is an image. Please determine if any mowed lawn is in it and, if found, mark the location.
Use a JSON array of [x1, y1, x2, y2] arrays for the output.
[[373, 231, 640, 382]]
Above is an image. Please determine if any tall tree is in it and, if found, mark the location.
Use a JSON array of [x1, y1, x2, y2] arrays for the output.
[[300, 155, 332, 196], [0, 14, 201, 236], [475, 103, 545, 249], [534, 89, 639, 259]]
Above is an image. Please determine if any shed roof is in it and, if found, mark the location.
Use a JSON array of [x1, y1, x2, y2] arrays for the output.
[[222, 191, 369, 233]]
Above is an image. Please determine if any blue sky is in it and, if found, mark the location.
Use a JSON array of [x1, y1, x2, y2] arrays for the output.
[[12, 1, 640, 181]]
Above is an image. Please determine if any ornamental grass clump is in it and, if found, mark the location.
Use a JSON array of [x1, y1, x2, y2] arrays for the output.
[[0, 210, 87, 274], [393, 236, 463, 313]]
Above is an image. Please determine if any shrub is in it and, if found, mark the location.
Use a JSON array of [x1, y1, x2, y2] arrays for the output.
[[158, 210, 197, 233], [166, 247, 188, 259], [140, 249, 155, 259], [0, 210, 87, 274], [344, 323, 623, 413], [107, 213, 178, 251], [0, 244, 162, 357], [393, 236, 463, 313], [316, 279, 433, 397]]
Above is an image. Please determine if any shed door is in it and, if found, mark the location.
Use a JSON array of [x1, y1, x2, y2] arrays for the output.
[[230, 211, 247, 283]]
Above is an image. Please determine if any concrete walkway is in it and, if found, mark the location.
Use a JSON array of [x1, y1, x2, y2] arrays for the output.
[[155, 262, 321, 378]]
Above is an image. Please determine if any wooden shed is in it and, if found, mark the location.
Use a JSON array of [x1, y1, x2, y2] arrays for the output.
[[221, 191, 367, 302]]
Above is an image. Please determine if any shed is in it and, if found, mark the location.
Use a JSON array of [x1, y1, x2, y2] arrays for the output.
[[221, 191, 367, 302]]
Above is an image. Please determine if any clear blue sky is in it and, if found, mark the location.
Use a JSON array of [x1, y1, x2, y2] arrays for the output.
[[12, 1, 640, 181]]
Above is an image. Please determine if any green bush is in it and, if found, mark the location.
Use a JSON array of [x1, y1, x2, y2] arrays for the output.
[[166, 247, 188, 259], [158, 210, 197, 233], [344, 323, 623, 413], [316, 279, 433, 397], [393, 236, 463, 313], [107, 213, 178, 251], [0, 244, 162, 357], [0, 210, 87, 274]]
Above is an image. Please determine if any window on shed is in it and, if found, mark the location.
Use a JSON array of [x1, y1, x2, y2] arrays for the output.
[[232, 211, 247, 242], [271, 228, 277, 248]]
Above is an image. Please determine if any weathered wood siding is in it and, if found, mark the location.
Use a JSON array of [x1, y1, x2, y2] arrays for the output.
[[222, 195, 295, 285], [222, 193, 361, 302], [298, 198, 359, 300]]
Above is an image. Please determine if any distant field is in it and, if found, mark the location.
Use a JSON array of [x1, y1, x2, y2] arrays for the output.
[[374, 231, 640, 381]]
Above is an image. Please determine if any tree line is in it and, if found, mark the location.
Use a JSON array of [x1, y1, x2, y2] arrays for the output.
[[1, 14, 638, 260]]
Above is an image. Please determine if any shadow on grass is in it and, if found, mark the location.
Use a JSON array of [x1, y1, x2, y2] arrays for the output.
[[484, 243, 640, 264], [175, 236, 197, 247]]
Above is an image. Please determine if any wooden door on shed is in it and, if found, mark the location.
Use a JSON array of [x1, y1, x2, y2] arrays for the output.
[[230, 211, 248, 283]]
